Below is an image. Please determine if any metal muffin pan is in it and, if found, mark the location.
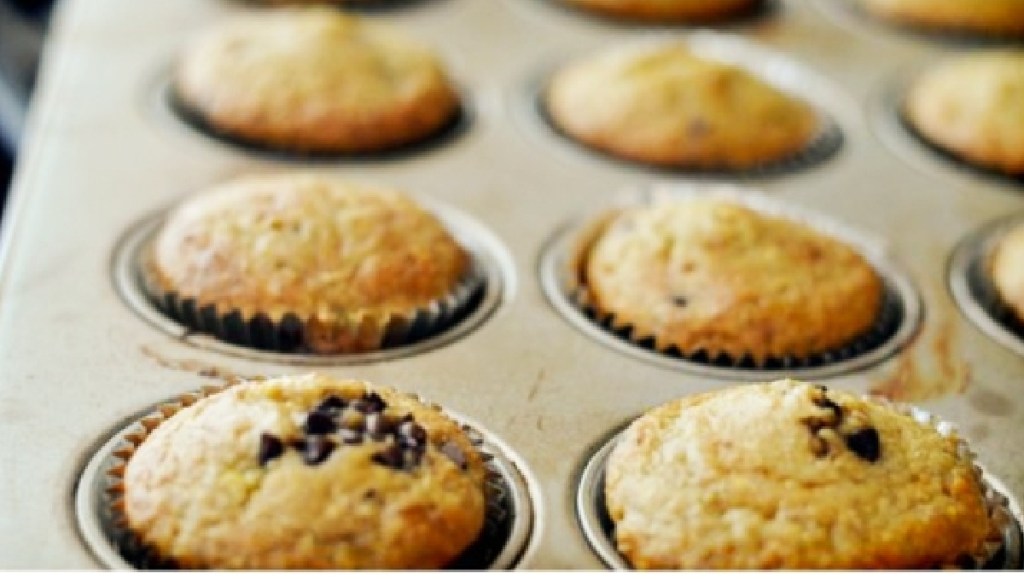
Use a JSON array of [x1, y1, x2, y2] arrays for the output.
[[1, 0, 1023, 569]]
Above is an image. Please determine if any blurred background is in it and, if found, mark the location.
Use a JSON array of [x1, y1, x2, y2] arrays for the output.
[[1, 0, 54, 219]]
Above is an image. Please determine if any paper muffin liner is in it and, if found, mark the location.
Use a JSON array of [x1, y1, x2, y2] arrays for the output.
[[138, 255, 487, 356], [100, 383, 518, 570], [166, 88, 470, 162], [563, 206, 904, 372], [536, 82, 844, 179], [579, 398, 1020, 570]]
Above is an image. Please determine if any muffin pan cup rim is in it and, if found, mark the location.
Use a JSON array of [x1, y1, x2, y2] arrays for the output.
[[540, 183, 923, 380], [575, 401, 1024, 570], [948, 212, 1024, 358], [74, 382, 536, 570]]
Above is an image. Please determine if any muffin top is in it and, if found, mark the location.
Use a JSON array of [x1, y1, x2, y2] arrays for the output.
[[905, 50, 1024, 176], [858, 0, 1024, 37], [545, 42, 819, 170], [148, 173, 469, 323], [175, 7, 458, 153], [582, 197, 883, 363], [991, 221, 1024, 323], [605, 379, 994, 569], [123, 374, 487, 569], [558, 0, 761, 23]]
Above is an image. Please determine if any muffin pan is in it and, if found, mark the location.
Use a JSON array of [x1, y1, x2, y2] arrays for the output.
[[3, 0, 1024, 569]]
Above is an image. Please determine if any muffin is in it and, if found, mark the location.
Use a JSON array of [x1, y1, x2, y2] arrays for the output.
[[145, 172, 474, 354], [558, 0, 762, 23], [991, 221, 1024, 324], [904, 50, 1024, 176], [581, 197, 883, 364], [121, 374, 488, 569], [544, 41, 820, 170], [605, 379, 998, 569], [858, 0, 1024, 37], [175, 7, 459, 154]]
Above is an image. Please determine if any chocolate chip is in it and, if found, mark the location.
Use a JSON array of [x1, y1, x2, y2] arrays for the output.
[[809, 435, 829, 458], [354, 392, 386, 414], [304, 410, 337, 435], [844, 427, 881, 462], [372, 444, 404, 470], [813, 396, 844, 423], [258, 433, 284, 466], [440, 441, 468, 470], [303, 435, 336, 466], [397, 421, 427, 446], [671, 295, 688, 307], [338, 428, 363, 445], [315, 395, 347, 414], [365, 413, 396, 440]]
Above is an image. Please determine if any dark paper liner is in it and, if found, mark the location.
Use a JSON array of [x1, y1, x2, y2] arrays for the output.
[[99, 385, 521, 570], [166, 86, 471, 163], [564, 207, 904, 372], [139, 257, 486, 355], [536, 84, 844, 179], [539, 0, 779, 27], [896, 106, 1024, 188], [577, 401, 1021, 570]]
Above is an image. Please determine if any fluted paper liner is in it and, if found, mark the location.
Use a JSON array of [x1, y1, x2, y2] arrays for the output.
[[563, 203, 904, 371], [100, 383, 516, 570], [138, 253, 486, 356], [582, 398, 1018, 569]]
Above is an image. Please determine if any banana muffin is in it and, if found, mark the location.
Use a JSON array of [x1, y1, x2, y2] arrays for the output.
[[581, 197, 883, 363], [122, 374, 488, 569], [605, 379, 996, 569], [544, 41, 820, 170], [858, 0, 1024, 37], [991, 221, 1024, 324], [905, 50, 1024, 176], [175, 7, 459, 153], [145, 173, 472, 353], [558, 0, 762, 23]]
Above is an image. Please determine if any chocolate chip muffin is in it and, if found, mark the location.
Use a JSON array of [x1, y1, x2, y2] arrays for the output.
[[858, 0, 1024, 37], [581, 197, 883, 364], [145, 172, 472, 354], [122, 374, 487, 569], [544, 41, 820, 171], [991, 221, 1024, 324], [905, 50, 1024, 176], [558, 0, 762, 23], [175, 7, 459, 153], [605, 379, 996, 569]]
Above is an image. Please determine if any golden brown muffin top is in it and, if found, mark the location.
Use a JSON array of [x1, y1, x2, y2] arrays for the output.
[[545, 42, 819, 169], [583, 197, 883, 362], [906, 50, 1024, 175], [175, 7, 458, 152], [858, 0, 1024, 37], [148, 173, 469, 323], [124, 374, 487, 569], [606, 379, 994, 569]]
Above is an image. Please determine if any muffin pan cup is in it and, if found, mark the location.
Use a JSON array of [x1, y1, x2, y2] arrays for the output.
[[949, 213, 1024, 358], [541, 183, 922, 380], [575, 401, 1023, 570], [526, 32, 846, 179], [76, 383, 534, 570]]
